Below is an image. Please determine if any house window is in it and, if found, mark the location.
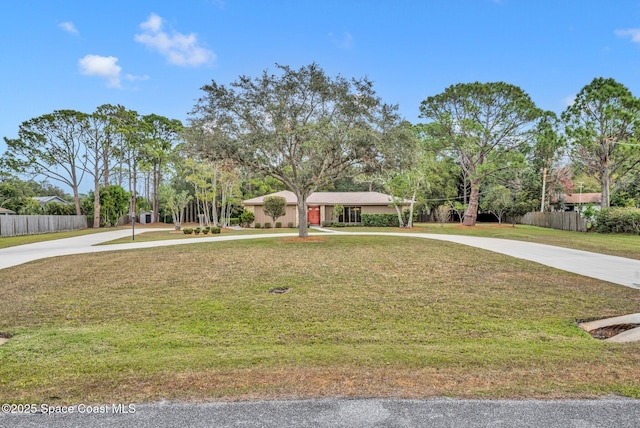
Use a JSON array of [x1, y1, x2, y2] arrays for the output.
[[342, 206, 361, 223]]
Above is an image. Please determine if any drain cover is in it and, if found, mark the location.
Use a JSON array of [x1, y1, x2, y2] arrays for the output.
[[268, 287, 290, 294], [588, 324, 640, 340]]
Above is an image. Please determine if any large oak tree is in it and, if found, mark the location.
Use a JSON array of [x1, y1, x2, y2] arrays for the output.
[[190, 63, 403, 237], [420, 82, 541, 226]]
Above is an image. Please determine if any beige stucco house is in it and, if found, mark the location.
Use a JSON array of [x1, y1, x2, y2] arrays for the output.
[[242, 190, 408, 226]]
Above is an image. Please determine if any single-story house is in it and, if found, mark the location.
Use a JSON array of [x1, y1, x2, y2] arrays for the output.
[[32, 196, 70, 205], [551, 193, 602, 211], [0, 207, 16, 215], [242, 190, 410, 227]]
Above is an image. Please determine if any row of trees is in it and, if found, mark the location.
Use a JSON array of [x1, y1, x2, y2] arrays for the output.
[[188, 64, 640, 235], [1, 106, 182, 227], [2, 64, 640, 236]]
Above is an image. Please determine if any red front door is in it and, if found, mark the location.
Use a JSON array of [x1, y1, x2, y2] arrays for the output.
[[308, 206, 320, 225]]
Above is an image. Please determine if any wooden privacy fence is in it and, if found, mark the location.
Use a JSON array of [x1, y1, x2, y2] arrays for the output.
[[0, 215, 88, 237], [518, 211, 587, 232]]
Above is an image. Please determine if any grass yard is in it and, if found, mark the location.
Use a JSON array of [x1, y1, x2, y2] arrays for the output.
[[332, 223, 640, 260], [0, 228, 114, 249], [100, 226, 302, 245], [1, 235, 639, 404]]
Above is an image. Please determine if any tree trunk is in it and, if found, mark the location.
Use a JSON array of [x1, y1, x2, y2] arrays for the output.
[[394, 204, 405, 228], [211, 169, 219, 226], [297, 192, 309, 238], [152, 164, 159, 222], [93, 178, 101, 228], [407, 188, 418, 228], [103, 150, 110, 187], [131, 165, 137, 218], [540, 167, 547, 212], [601, 162, 611, 208], [72, 186, 81, 217], [463, 180, 480, 226]]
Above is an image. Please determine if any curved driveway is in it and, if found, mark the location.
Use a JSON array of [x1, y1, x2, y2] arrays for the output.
[[1, 228, 640, 289]]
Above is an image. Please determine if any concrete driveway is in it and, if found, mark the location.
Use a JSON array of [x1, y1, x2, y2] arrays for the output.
[[2, 228, 639, 290]]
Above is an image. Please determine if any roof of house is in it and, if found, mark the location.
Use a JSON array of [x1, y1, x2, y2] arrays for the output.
[[243, 190, 409, 206], [32, 196, 69, 205], [562, 193, 601, 204], [0, 207, 16, 214]]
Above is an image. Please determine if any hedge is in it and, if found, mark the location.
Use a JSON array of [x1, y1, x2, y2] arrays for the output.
[[595, 207, 640, 234], [361, 213, 399, 227]]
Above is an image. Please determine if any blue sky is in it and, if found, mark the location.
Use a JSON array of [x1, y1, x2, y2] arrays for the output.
[[3, 0, 640, 164]]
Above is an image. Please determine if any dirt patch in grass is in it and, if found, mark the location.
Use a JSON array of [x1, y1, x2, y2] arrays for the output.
[[279, 237, 327, 243]]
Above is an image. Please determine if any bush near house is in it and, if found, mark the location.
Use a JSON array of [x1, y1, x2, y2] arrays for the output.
[[255, 223, 261, 229], [275, 222, 282, 228], [183, 228, 193, 235], [265, 222, 272, 229], [210, 226, 221, 234], [595, 207, 640, 234], [288, 222, 295, 228], [239, 210, 255, 227], [361, 213, 399, 227]]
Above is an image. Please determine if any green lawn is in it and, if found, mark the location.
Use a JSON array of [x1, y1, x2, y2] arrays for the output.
[[330, 223, 640, 260], [99, 226, 305, 245], [1, 235, 638, 404], [0, 227, 121, 249]]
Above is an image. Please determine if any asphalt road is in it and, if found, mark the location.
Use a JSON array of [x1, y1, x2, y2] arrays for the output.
[[2, 398, 640, 428]]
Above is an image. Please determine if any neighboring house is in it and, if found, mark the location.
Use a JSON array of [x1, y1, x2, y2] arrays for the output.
[[243, 190, 409, 226], [32, 196, 70, 205], [0, 207, 16, 215], [551, 193, 602, 212]]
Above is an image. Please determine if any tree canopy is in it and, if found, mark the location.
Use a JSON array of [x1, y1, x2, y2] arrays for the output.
[[420, 82, 542, 226], [189, 63, 404, 237], [562, 77, 640, 208]]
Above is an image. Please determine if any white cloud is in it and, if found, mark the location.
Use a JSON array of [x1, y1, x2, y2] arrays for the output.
[[78, 55, 122, 88], [134, 13, 215, 66], [615, 28, 640, 43], [562, 94, 576, 107], [59, 21, 78, 35], [125, 73, 150, 82], [329, 31, 354, 50]]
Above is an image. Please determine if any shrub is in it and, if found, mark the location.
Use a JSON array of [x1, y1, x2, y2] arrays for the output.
[[230, 217, 240, 226], [239, 210, 255, 227], [194, 227, 201, 234], [288, 222, 295, 228], [255, 222, 261, 229], [183, 228, 193, 235], [333, 222, 346, 227], [264, 222, 272, 229], [321, 220, 333, 227], [210, 226, 221, 234], [595, 207, 640, 234], [361, 213, 399, 227], [275, 222, 282, 228], [203, 226, 211, 234]]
